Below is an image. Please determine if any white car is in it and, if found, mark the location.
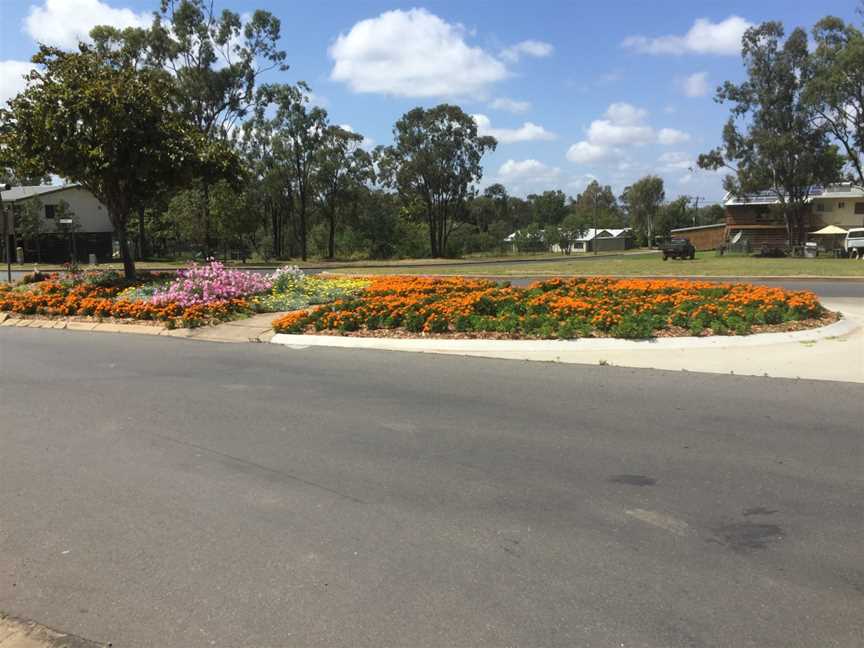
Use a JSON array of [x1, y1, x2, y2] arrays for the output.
[[845, 227, 864, 259]]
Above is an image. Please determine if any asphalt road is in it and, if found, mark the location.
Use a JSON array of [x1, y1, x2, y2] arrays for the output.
[[0, 329, 862, 648]]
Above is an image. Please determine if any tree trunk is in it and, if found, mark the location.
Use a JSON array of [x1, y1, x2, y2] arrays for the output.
[[328, 208, 336, 260], [202, 180, 212, 257], [427, 211, 438, 257], [137, 205, 147, 260], [114, 218, 136, 280], [299, 203, 307, 261]]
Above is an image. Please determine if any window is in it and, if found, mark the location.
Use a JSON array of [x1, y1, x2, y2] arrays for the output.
[[815, 202, 826, 212], [44, 204, 55, 219], [855, 202, 864, 215], [838, 202, 846, 209]]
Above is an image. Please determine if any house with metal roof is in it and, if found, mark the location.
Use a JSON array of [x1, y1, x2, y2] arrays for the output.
[[504, 227, 634, 253], [0, 184, 113, 263], [723, 183, 864, 252]]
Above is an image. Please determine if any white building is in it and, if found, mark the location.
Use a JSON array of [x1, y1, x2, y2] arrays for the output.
[[1, 184, 113, 263]]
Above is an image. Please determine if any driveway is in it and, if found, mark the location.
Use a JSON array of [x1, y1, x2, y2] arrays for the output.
[[0, 328, 862, 647]]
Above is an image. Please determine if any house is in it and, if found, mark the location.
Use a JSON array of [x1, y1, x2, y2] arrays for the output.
[[723, 183, 864, 251], [571, 228, 634, 253], [0, 184, 113, 263], [504, 227, 635, 254]]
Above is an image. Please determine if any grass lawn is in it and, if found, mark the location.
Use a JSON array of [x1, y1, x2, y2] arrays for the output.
[[337, 252, 864, 278], [3, 250, 638, 272], [7, 250, 863, 278]]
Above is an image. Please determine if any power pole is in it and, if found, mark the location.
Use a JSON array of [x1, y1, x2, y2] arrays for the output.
[[692, 196, 705, 227], [1, 183, 11, 282], [592, 191, 598, 255]]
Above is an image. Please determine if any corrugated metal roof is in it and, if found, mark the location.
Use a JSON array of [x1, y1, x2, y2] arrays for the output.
[[671, 223, 726, 232], [0, 184, 80, 202], [724, 183, 864, 206]]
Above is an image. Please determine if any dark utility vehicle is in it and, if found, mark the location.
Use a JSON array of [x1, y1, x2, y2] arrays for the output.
[[659, 237, 696, 260]]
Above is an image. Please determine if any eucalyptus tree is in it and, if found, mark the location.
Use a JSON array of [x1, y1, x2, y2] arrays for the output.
[[91, 0, 288, 254], [805, 16, 864, 185], [314, 126, 374, 259], [376, 105, 497, 257], [265, 83, 328, 261], [621, 176, 665, 246], [698, 22, 842, 246]]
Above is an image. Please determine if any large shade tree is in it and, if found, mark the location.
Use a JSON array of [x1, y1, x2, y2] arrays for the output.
[[805, 16, 864, 185], [377, 105, 496, 257], [91, 0, 288, 255], [264, 83, 328, 261], [698, 22, 842, 247], [0, 45, 217, 278]]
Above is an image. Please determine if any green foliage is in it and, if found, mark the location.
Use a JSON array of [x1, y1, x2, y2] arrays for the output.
[[805, 16, 864, 185], [621, 176, 664, 246], [0, 45, 211, 278], [376, 104, 497, 257], [573, 180, 624, 228], [698, 22, 843, 247], [527, 190, 568, 226], [514, 223, 547, 252], [13, 197, 44, 262]]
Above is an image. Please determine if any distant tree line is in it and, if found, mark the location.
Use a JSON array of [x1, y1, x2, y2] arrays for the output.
[[6, 1, 857, 271]]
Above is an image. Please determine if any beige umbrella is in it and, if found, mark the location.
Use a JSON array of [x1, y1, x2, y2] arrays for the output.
[[810, 224, 847, 255], [811, 224, 848, 235]]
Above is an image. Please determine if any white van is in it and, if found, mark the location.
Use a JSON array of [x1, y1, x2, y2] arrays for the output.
[[845, 227, 864, 258]]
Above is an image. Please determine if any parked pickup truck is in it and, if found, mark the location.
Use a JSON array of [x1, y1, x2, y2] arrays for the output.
[[845, 227, 864, 259], [659, 237, 696, 260]]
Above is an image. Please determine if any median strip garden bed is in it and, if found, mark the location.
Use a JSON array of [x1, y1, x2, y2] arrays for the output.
[[0, 261, 369, 328], [271, 276, 834, 339]]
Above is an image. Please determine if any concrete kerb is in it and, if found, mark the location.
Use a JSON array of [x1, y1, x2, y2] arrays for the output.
[[271, 314, 859, 353]]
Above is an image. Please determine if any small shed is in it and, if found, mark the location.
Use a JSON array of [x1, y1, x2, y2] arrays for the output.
[[670, 223, 726, 251]]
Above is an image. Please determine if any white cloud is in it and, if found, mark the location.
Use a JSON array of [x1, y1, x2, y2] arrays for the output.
[[680, 71, 710, 97], [24, 0, 151, 49], [587, 120, 654, 146], [566, 141, 613, 164], [658, 151, 693, 170], [603, 102, 647, 126], [495, 159, 561, 194], [472, 114, 555, 144], [500, 39, 553, 62], [657, 128, 691, 145], [0, 60, 35, 106], [490, 97, 531, 113], [622, 16, 753, 56], [328, 8, 507, 98], [567, 102, 692, 165], [568, 174, 598, 192]]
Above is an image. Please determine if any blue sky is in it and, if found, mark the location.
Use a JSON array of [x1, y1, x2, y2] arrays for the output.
[[0, 0, 859, 202]]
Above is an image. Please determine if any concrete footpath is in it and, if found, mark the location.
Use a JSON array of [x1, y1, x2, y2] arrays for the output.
[[0, 615, 104, 648], [0, 311, 283, 344], [272, 298, 864, 384]]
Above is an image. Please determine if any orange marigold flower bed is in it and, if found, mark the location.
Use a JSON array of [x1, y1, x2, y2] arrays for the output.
[[271, 276, 829, 339]]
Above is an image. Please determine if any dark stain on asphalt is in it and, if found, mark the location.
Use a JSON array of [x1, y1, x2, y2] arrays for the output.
[[711, 522, 783, 552], [609, 474, 656, 486], [742, 506, 778, 516]]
